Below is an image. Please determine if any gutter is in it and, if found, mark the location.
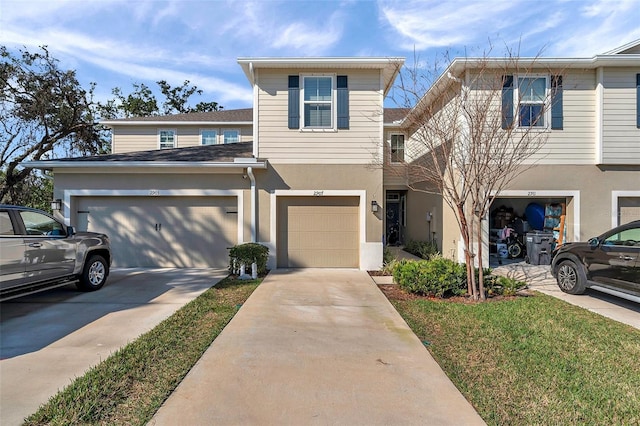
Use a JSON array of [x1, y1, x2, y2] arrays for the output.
[[21, 160, 268, 170]]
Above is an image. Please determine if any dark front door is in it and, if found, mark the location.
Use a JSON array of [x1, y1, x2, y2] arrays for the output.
[[385, 191, 406, 246]]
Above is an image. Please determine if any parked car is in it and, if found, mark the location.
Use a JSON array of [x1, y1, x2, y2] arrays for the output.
[[551, 220, 640, 303], [0, 205, 111, 301]]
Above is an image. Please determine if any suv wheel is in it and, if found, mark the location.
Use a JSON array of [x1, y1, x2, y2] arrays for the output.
[[556, 260, 586, 295], [77, 255, 108, 291]]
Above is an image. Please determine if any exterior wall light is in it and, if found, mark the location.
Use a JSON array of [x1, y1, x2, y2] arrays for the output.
[[371, 200, 379, 212], [51, 199, 62, 211]]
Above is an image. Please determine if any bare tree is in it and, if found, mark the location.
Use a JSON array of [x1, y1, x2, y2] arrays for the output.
[[389, 46, 561, 300]]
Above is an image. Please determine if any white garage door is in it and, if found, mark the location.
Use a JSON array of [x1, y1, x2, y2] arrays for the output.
[[277, 196, 359, 268], [77, 196, 237, 268], [619, 197, 640, 225]]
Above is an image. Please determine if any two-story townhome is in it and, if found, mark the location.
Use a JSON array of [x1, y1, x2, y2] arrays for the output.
[[25, 40, 639, 270]]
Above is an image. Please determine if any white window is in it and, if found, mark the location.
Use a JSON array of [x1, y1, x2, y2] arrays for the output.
[[516, 76, 548, 128], [390, 134, 405, 163], [201, 129, 218, 145], [159, 129, 176, 149], [223, 129, 240, 144], [303, 76, 333, 128]]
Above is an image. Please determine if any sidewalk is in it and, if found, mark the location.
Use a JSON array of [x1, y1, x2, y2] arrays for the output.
[[149, 269, 485, 425]]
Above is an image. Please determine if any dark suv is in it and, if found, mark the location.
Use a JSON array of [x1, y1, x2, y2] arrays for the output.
[[551, 220, 640, 303], [0, 205, 111, 301]]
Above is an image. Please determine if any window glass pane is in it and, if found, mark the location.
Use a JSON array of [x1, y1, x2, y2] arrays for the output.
[[223, 130, 239, 144], [305, 104, 331, 127], [160, 130, 175, 149], [19, 211, 64, 235], [391, 135, 405, 162], [0, 212, 14, 235], [304, 77, 332, 102], [519, 77, 546, 102], [519, 105, 544, 127], [201, 130, 218, 145]]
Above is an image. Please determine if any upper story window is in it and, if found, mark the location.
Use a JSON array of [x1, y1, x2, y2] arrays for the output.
[[223, 129, 240, 144], [288, 74, 349, 130], [159, 129, 176, 149], [304, 76, 333, 128], [502, 74, 563, 130], [201, 129, 218, 145], [390, 134, 405, 163], [517, 77, 547, 127]]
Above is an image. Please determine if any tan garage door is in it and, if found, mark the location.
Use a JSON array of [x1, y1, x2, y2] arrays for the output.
[[277, 196, 359, 268], [619, 197, 640, 225], [77, 196, 237, 268]]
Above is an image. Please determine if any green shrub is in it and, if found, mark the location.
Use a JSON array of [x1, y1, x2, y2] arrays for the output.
[[228, 243, 269, 275], [486, 275, 527, 296], [393, 257, 466, 297], [404, 240, 439, 259]]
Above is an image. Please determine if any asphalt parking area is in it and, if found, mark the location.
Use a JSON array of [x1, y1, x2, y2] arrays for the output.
[[0, 268, 226, 426]]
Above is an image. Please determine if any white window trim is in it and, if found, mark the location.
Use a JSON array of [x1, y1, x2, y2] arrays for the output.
[[300, 74, 337, 132], [158, 128, 177, 149], [222, 128, 241, 144], [389, 133, 406, 163], [200, 128, 219, 145], [514, 74, 551, 130], [611, 191, 640, 228]]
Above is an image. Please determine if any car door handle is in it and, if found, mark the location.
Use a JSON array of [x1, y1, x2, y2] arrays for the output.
[[28, 242, 42, 248], [619, 255, 634, 261]]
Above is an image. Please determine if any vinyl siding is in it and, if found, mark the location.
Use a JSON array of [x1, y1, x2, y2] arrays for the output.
[[601, 67, 640, 164], [112, 125, 252, 153], [255, 68, 383, 163]]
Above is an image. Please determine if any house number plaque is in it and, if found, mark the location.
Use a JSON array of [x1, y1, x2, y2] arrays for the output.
[[313, 191, 324, 196], [149, 190, 160, 196]]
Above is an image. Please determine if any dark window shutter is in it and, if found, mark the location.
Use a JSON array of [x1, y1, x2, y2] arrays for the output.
[[337, 75, 349, 129], [502, 75, 514, 129], [288, 75, 300, 129], [636, 74, 640, 128], [551, 75, 563, 130]]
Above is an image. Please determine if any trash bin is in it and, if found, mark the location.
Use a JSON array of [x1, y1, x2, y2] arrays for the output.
[[525, 231, 554, 265]]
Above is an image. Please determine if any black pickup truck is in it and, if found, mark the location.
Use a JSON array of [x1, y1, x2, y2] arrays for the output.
[[0, 205, 111, 301]]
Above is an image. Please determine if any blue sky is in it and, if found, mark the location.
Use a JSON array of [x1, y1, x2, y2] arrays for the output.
[[1, 0, 639, 110]]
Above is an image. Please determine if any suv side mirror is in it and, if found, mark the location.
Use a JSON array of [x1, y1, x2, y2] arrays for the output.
[[66, 225, 75, 236], [588, 237, 599, 248]]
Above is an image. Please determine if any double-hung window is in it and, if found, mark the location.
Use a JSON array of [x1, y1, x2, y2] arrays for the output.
[[303, 76, 333, 128], [390, 134, 405, 163], [223, 129, 240, 144], [201, 129, 218, 145], [502, 74, 563, 130], [159, 129, 176, 149], [288, 74, 349, 130], [517, 76, 547, 127]]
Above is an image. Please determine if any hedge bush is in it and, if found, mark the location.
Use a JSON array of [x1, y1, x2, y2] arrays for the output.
[[392, 257, 467, 297], [228, 243, 269, 276]]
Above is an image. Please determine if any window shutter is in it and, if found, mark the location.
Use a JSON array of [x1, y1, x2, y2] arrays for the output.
[[551, 75, 563, 130], [288, 75, 300, 129], [502, 75, 514, 129], [337, 75, 349, 129], [636, 74, 640, 128]]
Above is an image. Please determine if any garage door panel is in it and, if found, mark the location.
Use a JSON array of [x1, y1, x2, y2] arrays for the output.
[[77, 197, 237, 268], [278, 196, 359, 268]]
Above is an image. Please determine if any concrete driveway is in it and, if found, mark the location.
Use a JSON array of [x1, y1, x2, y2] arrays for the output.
[[0, 268, 226, 426], [150, 269, 485, 425]]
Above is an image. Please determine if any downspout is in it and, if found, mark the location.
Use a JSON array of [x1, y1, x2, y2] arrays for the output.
[[247, 166, 257, 242]]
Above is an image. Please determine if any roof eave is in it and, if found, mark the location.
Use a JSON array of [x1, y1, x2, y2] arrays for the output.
[[100, 120, 252, 127], [21, 160, 268, 171]]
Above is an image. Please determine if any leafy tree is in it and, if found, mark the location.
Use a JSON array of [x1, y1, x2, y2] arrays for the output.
[[0, 45, 107, 205], [99, 80, 222, 119]]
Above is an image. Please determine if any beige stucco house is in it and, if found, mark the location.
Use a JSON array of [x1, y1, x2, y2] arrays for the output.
[[26, 40, 640, 270]]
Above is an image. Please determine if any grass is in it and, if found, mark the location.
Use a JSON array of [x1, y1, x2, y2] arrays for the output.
[[388, 293, 640, 425], [24, 276, 260, 426]]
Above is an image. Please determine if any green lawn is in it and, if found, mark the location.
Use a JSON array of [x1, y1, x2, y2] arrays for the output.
[[387, 292, 640, 425], [24, 277, 260, 426]]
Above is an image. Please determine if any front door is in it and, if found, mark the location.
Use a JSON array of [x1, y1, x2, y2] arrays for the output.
[[385, 191, 406, 246]]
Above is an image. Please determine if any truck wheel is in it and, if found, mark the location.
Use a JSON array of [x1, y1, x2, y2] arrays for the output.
[[556, 260, 586, 295], [77, 255, 108, 291]]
